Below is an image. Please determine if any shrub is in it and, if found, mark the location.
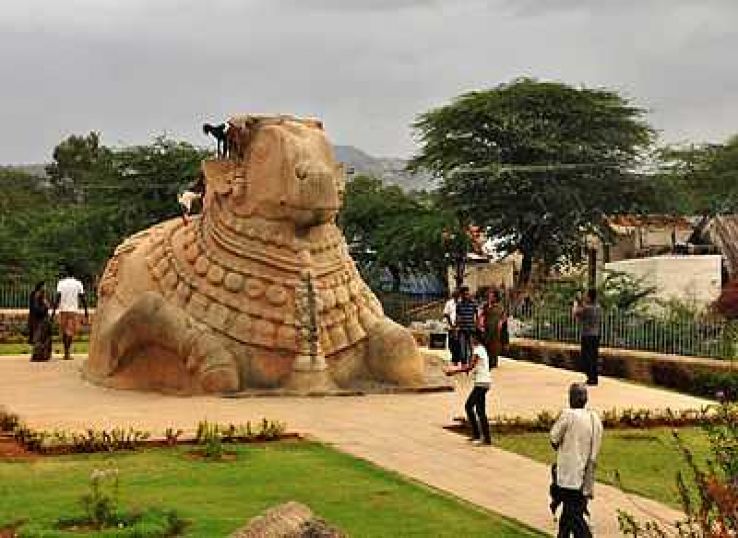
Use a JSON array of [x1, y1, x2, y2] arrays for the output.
[[449, 405, 738, 434], [164, 427, 183, 447], [196, 421, 224, 460], [0, 408, 20, 432], [80, 465, 120, 529]]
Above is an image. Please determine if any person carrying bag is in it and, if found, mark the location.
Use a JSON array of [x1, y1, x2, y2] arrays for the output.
[[549, 383, 603, 538]]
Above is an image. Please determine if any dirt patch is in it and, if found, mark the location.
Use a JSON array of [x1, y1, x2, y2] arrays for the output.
[[184, 449, 239, 462], [0, 520, 25, 537], [0, 436, 35, 460]]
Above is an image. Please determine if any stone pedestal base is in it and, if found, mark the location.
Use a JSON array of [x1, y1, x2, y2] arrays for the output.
[[284, 368, 338, 393]]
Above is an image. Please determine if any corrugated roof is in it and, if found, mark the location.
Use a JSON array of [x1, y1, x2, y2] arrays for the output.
[[606, 215, 693, 231]]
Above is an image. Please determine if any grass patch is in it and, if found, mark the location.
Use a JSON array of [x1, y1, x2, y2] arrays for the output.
[[0, 442, 543, 537], [496, 427, 711, 509], [0, 340, 89, 356]]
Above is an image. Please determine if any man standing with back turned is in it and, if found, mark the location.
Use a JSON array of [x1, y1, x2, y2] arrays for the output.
[[52, 267, 89, 360], [573, 289, 601, 386], [550, 383, 603, 537]]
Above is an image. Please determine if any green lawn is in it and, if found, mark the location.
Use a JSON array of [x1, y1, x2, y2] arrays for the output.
[[0, 442, 543, 537], [497, 427, 711, 509], [0, 339, 88, 356]]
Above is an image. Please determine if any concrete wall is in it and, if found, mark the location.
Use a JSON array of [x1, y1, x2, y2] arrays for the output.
[[448, 259, 515, 294], [505, 338, 733, 397], [605, 255, 722, 308]]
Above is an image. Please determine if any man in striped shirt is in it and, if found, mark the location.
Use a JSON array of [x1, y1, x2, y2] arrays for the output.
[[455, 286, 477, 365]]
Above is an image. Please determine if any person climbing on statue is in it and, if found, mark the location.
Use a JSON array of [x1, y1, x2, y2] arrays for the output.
[[178, 172, 205, 224], [203, 122, 229, 158]]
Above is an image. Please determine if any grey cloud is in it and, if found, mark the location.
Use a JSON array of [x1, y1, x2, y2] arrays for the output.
[[277, 0, 442, 12], [0, 0, 737, 163]]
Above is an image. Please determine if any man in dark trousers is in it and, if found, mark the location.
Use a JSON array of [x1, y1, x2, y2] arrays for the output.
[[454, 286, 477, 365], [573, 289, 602, 386], [550, 383, 603, 537]]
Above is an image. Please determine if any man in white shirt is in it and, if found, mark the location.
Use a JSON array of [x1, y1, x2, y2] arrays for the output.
[[444, 331, 492, 445], [443, 289, 461, 364], [550, 383, 603, 537], [52, 268, 89, 360]]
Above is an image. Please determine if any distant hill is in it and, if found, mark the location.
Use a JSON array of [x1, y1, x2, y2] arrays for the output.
[[3, 147, 438, 192], [333, 145, 436, 192], [0, 163, 47, 177]]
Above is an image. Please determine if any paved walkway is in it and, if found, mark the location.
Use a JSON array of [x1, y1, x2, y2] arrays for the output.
[[0, 353, 710, 536]]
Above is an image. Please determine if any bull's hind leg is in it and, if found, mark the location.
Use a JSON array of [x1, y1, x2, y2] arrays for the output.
[[107, 291, 239, 393], [363, 318, 424, 386]]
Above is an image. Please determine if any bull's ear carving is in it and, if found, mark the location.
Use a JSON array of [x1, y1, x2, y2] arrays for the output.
[[202, 159, 234, 195]]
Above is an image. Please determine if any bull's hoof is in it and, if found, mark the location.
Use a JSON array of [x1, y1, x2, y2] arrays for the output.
[[200, 366, 240, 393]]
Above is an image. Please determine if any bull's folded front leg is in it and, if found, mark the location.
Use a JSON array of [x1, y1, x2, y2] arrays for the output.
[[109, 291, 239, 393]]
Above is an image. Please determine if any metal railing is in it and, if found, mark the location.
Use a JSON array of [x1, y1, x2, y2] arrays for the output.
[[377, 293, 445, 326], [0, 282, 97, 309], [512, 304, 736, 360]]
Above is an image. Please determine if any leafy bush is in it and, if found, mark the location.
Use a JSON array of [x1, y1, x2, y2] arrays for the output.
[[451, 405, 738, 434], [163, 427, 183, 447], [195, 421, 224, 460], [0, 408, 20, 432]]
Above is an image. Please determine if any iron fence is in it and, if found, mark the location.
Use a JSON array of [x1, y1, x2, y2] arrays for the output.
[[0, 282, 97, 309], [512, 304, 736, 360], [376, 293, 445, 326]]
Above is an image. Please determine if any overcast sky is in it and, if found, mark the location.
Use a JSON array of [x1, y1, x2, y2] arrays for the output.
[[1, 0, 737, 163]]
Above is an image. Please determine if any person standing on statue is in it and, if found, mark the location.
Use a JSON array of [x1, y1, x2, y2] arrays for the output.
[[572, 289, 601, 386], [52, 267, 89, 360]]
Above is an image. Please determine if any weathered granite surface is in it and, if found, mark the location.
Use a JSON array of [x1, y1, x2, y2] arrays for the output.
[[229, 501, 345, 538], [85, 115, 423, 394]]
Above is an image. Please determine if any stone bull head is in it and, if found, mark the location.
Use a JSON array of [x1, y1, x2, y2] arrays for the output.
[[204, 115, 346, 229]]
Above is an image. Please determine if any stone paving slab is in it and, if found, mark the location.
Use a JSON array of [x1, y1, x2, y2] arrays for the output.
[[0, 353, 710, 536]]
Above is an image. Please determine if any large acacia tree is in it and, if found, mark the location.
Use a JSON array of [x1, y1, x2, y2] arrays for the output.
[[409, 78, 656, 285]]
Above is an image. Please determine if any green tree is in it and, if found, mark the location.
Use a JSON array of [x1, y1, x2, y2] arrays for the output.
[[0, 135, 209, 288], [0, 168, 54, 280], [45, 132, 113, 204], [409, 78, 656, 285], [658, 134, 738, 225], [338, 175, 459, 292]]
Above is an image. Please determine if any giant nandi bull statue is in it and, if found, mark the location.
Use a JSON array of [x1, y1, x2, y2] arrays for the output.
[[85, 114, 424, 394]]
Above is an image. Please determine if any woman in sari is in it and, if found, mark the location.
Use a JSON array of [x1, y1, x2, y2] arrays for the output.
[[480, 288, 506, 368], [28, 283, 52, 361]]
